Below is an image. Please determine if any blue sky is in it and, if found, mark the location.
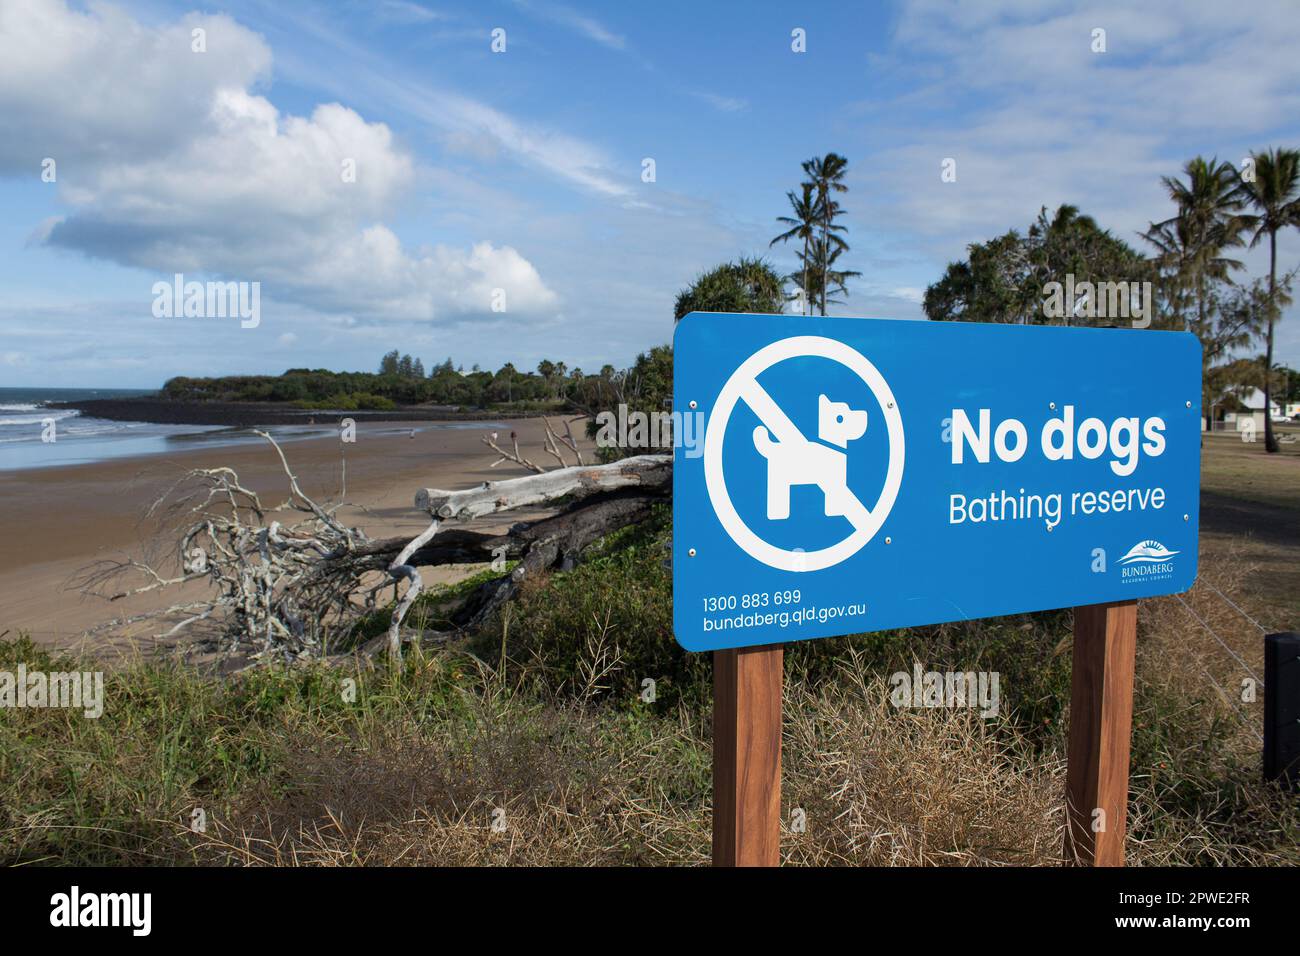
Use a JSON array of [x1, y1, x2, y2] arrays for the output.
[[2, 0, 1299, 387]]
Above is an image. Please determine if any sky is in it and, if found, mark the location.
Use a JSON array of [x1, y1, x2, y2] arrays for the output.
[[2, 0, 1299, 388]]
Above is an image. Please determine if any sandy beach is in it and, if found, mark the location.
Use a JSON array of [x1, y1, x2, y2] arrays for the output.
[[0, 418, 592, 652]]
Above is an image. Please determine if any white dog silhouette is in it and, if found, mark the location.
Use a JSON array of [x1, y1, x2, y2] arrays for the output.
[[752, 395, 868, 520]]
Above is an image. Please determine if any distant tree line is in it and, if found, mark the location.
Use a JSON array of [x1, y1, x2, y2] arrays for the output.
[[161, 354, 642, 413]]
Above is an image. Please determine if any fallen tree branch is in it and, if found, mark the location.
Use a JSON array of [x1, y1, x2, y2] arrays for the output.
[[446, 492, 660, 633], [381, 517, 441, 659], [482, 430, 544, 473], [376, 457, 669, 660], [359, 489, 664, 661], [416, 454, 671, 519]]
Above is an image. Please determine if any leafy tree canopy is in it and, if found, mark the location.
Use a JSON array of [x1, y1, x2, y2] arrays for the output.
[[923, 205, 1150, 325], [673, 257, 785, 320]]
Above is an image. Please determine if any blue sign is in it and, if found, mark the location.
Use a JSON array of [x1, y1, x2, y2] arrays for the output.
[[672, 312, 1201, 652]]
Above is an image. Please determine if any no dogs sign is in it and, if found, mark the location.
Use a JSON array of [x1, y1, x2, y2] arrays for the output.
[[671, 312, 1201, 651]]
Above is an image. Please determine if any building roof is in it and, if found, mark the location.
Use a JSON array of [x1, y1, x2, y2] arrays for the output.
[[1239, 388, 1280, 412]]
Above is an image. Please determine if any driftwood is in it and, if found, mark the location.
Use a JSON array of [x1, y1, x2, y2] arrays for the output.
[[364, 489, 662, 658], [417, 454, 670, 519], [482, 416, 588, 472], [380, 455, 670, 658], [80, 431, 670, 664]]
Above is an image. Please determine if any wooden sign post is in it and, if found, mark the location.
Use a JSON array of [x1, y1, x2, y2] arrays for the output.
[[712, 604, 1141, 867], [713, 644, 783, 866], [1064, 599, 1138, 866]]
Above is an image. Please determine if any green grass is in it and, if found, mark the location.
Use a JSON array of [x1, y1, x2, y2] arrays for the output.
[[293, 392, 397, 411], [0, 634, 713, 866]]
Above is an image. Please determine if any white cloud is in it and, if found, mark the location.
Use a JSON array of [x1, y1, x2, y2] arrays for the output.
[[888, 287, 925, 304], [260, 7, 637, 202], [870, 0, 1300, 246], [376, 1, 444, 24], [0, 0, 271, 173], [691, 92, 750, 113], [514, 1, 625, 50], [302, 57, 635, 200], [849, 0, 1300, 364], [0, 0, 558, 321]]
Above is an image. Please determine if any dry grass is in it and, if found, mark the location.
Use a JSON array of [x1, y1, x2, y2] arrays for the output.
[[782, 657, 1064, 866], [183, 664, 1066, 867], [4, 624, 1294, 868]]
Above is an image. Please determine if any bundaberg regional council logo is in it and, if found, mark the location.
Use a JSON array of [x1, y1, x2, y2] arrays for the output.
[[1118, 539, 1179, 583]]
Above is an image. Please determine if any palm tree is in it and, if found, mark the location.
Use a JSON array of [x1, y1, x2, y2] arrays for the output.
[[1239, 147, 1300, 453], [1146, 157, 1246, 335], [1143, 217, 1195, 330], [801, 153, 850, 315], [770, 183, 819, 314], [793, 238, 861, 312]]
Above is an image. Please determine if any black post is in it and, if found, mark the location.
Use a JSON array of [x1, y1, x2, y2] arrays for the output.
[[1264, 632, 1300, 789]]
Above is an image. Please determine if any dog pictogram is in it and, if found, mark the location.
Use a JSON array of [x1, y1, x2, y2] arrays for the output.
[[752, 395, 867, 519], [702, 335, 904, 573]]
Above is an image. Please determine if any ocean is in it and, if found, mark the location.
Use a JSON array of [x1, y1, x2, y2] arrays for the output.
[[0, 388, 183, 470], [0, 387, 485, 472]]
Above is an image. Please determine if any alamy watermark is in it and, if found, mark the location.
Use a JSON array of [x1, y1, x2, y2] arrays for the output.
[[594, 403, 705, 457], [152, 273, 260, 328], [890, 663, 1000, 718], [0, 664, 104, 718], [50, 886, 150, 936], [1042, 274, 1152, 328]]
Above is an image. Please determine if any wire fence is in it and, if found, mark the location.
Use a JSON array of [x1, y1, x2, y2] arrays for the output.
[[1200, 581, 1269, 635], [1173, 593, 1264, 688], [1163, 580, 1278, 746]]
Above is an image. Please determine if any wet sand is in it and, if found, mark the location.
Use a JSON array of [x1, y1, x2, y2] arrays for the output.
[[0, 418, 590, 652]]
